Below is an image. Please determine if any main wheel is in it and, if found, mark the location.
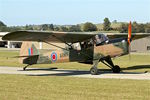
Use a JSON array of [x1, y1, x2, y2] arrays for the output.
[[112, 65, 120, 73], [23, 67, 26, 71], [90, 67, 98, 75]]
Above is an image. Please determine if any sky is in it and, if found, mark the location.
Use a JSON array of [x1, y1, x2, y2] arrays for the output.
[[0, 0, 150, 26]]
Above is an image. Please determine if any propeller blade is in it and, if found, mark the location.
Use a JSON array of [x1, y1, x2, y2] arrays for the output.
[[128, 21, 132, 45], [128, 21, 132, 60]]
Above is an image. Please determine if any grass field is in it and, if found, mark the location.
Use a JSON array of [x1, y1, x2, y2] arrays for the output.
[[0, 50, 150, 100], [0, 74, 150, 100]]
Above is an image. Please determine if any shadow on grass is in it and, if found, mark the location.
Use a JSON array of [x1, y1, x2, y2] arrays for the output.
[[25, 67, 146, 77], [121, 65, 150, 70], [19, 67, 58, 71]]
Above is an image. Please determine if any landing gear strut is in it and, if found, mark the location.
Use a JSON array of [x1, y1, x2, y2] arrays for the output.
[[89, 56, 121, 75], [23, 65, 30, 70], [90, 61, 99, 75], [112, 65, 120, 73], [101, 56, 121, 73]]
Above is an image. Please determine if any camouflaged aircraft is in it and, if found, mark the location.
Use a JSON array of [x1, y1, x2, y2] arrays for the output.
[[2, 22, 150, 75]]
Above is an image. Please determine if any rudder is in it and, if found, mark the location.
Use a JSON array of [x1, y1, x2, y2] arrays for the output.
[[19, 42, 39, 64]]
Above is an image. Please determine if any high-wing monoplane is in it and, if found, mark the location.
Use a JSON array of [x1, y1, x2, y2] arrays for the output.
[[2, 22, 150, 75]]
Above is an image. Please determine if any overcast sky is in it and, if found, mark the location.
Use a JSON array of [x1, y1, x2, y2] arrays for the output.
[[0, 0, 150, 26]]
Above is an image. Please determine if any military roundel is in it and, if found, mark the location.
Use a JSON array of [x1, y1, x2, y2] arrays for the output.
[[51, 52, 57, 62]]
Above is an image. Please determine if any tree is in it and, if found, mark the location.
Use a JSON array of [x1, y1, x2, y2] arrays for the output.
[[49, 24, 54, 31], [0, 21, 6, 27], [25, 25, 33, 30], [8, 26, 21, 32], [0, 21, 7, 32], [112, 20, 117, 23], [118, 23, 128, 33], [103, 18, 111, 31], [0, 26, 8, 32], [145, 23, 150, 33], [83, 22, 97, 32], [41, 24, 54, 31], [59, 26, 68, 32], [68, 25, 81, 32], [132, 22, 145, 33], [41, 24, 49, 30], [138, 24, 145, 33], [132, 21, 139, 33], [145, 28, 150, 33], [54, 26, 60, 31]]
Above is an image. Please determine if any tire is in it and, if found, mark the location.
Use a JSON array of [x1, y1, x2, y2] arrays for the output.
[[90, 67, 98, 75], [23, 67, 26, 71], [112, 65, 120, 73]]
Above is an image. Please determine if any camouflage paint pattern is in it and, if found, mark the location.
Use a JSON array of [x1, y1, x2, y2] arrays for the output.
[[20, 37, 129, 65], [3, 30, 150, 66], [20, 42, 69, 65], [94, 38, 129, 59]]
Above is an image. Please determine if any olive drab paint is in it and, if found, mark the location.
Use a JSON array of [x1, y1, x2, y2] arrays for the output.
[[2, 22, 150, 74]]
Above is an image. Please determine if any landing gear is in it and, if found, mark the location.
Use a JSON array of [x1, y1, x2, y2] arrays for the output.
[[90, 56, 121, 75], [112, 65, 120, 73], [100, 56, 121, 73], [23, 65, 30, 71], [90, 61, 99, 75], [90, 66, 98, 75]]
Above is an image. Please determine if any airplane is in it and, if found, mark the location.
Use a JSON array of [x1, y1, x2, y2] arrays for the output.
[[2, 22, 150, 75]]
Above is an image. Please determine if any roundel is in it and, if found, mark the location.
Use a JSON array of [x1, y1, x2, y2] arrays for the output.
[[51, 52, 57, 62]]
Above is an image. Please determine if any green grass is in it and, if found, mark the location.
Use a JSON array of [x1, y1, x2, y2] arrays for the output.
[[0, 74, 150, 100], [0, 51, 150, 100], [0, 51, 150, 73], [0, 50, 25, 67], [113, 54, 150, 72]]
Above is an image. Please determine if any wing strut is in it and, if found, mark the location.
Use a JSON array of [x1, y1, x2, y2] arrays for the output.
[[41, 40, 93, 60], [51, 34, 73, 47], [41, 40, 69, 51]]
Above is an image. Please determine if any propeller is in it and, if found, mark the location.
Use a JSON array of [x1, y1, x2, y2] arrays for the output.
[[128, 21, 132, 60]]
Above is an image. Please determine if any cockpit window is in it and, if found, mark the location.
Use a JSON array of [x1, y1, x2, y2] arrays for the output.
[[94, 34, 109, 46], [71, 40, 94, 51], [72, 42, 81, 50], [80, 40, 93, 49]]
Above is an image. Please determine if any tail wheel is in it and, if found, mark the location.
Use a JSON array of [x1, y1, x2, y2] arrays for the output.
[[112, 65, 120, 73], [90, 67, 98, 75]]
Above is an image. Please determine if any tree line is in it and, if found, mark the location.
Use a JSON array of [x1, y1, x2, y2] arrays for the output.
[[119, 21, 150, 33], [0, 18, 150, 33]]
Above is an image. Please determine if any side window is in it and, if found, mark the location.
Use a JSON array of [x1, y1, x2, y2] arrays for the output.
[[72, 42, 81, 50], [80, 40, 93, 49], [94, 34, 109, 46]]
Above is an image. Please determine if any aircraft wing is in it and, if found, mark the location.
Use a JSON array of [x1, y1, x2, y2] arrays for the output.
[[106, 33, 150, 40], [2, 30, 150, 43], [2, 30, 97, 43]]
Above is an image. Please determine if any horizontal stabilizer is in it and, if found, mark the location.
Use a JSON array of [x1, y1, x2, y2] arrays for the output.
[[12, 55, 39, 58]]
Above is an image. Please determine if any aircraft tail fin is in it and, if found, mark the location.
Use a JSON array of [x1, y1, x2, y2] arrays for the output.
[[19, 42, 39, 64], [20, 42, 39, 56]]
